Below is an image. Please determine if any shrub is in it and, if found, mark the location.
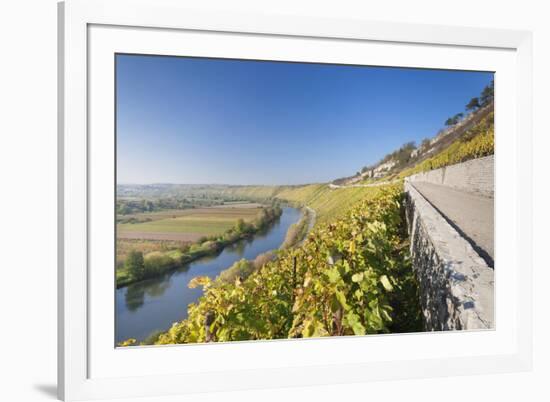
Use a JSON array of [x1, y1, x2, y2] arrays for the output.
[[252, 251, 275, 270], [217, 259, 255, 283], [280, 209, 311, 249], [144, 252, 178, 277]]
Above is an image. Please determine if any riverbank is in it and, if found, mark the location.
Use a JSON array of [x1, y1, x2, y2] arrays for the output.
[[280, 206, 315, 249], [216, 206, 316, 284], [116, 205, 283, 288]]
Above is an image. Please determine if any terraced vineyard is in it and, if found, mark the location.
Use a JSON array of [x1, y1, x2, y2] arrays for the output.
[[221, 184, 381, 225]]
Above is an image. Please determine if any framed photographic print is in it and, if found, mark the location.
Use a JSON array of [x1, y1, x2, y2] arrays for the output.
[[58, 0, 533, 400]]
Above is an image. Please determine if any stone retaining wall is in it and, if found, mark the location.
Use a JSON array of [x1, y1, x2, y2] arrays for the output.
[[407, 155, 494, 198], [404, 182, 494, 330]]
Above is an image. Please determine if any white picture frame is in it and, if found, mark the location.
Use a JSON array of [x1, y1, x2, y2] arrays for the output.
[[58, 0, 533, 400]]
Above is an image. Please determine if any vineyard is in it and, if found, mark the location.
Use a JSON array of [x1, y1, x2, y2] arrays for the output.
[[118, 185, 422, 346], [222, 184, 380, 225], [394, 112, 494, 180]]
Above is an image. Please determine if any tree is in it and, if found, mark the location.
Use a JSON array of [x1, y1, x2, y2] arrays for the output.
[[256, 209, 270, 229], [126, 250, 145, 280], [391, 142, 416, 166], [480, 80, 494, 106], [446, 113, 464, 127], [235, 218, 246, 233], [117, 202, 131, 215], [466, 97, 481, 111], [421, 138, 431, 149]]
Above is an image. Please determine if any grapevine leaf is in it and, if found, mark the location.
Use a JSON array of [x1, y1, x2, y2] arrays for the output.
[[330, 295, 340, 313], [351, 272, 364, 283], [188, 276, 210, 289], [380, 275, 393, 291], [345, 312, 366, 335], [335, 290, 349, 310], [326, 267, 341, 284]]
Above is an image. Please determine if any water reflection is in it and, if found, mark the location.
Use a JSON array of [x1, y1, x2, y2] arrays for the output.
[[144, 278, 172, 298], [123, 265, 192, 310], [124, 286, 145, 312]]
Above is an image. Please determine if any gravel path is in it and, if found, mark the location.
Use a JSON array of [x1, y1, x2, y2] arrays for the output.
[[328, 180, 398, 189], [412, 182, 494, 266], [304, 207, 316, 232], [297, 206, 316, 246]]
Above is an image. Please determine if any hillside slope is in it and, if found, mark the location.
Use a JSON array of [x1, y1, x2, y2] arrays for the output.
[[220, 184, 383, 225]]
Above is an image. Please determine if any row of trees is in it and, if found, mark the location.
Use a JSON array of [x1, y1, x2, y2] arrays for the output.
[[116, 196, 239, 216], [230, 205, 283, 236], [117, 197, 200, 216], [123, 249, 180, 283]]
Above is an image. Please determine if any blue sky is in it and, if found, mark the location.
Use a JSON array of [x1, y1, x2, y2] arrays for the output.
[[116, 54, 493, 185]]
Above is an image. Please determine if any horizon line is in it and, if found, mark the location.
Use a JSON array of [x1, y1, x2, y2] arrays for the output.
[[116, 182, 326, 187]]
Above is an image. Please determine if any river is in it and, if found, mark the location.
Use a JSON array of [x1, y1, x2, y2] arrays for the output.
[[115, 206, 302, 344]]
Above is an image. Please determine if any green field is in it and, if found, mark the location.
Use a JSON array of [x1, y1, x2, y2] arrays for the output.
[[117, 205, 263, 240], [116, 203, 282, 287]]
